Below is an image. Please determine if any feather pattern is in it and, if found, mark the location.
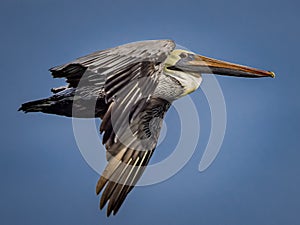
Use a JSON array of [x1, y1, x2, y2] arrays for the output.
[[97, 97, 171, 216], [51, 40, 175, 215], [20, 40, 176, 216]]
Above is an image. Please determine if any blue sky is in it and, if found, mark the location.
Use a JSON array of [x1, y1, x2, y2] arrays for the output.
[[1, 0, 299, 224]]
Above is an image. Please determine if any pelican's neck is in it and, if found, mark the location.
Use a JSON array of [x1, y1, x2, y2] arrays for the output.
[[153, 70, 202, 101], [164, 69, 202, 96]]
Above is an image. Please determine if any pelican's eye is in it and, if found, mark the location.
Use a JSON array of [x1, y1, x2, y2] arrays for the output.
[[180, 52, 188, 58]]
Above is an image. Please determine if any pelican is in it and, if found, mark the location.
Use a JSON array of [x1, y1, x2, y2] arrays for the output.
[[19, 40, 274, 216]]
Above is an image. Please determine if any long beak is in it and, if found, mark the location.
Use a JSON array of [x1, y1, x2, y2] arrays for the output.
[[182, 54, 275, 78]]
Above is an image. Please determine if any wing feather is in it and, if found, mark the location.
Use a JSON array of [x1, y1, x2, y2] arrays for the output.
[[50, 40, 176, 216], [50, 40, 175, 88], [97, 98, 171, 216]]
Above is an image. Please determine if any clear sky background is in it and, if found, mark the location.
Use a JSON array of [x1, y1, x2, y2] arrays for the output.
[[1, 0, 299, 224]]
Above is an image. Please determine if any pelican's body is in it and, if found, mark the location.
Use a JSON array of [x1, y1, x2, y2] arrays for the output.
[[19, 40, 274, 216]]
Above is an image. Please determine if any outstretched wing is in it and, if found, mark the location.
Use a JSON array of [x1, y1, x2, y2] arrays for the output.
[[49, 40, 176, 216], [97, 97, 171, 216], [49, 40, 175, 118], [50, 40, 175, 89]]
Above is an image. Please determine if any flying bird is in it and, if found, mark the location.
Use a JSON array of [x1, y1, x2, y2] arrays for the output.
[[19, 40, 274, 216]]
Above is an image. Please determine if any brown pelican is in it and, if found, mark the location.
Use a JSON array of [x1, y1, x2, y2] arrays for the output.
[[19, 40, 274, 216]]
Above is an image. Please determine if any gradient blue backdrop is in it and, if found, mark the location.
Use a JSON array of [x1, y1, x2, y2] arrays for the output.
[[1, 0, 299, 224]]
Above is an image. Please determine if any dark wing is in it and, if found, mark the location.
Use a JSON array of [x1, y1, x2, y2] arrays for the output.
[[50, 40, 175, 89], [96, 97, 171, 216], [49, 40, 175, 118], [49, 40, 176, 216]]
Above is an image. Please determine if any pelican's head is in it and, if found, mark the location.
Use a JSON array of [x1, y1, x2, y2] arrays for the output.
[[163, 49, 275, 95]]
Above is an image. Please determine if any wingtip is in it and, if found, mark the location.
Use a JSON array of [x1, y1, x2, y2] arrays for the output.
[[99, 200, 105, 210], [96, 176, 107, 195], [100, 192, 109, 210], [107, 201, 114, 217], [18, 105, 27, 112], [106, 210, 112, 217]]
